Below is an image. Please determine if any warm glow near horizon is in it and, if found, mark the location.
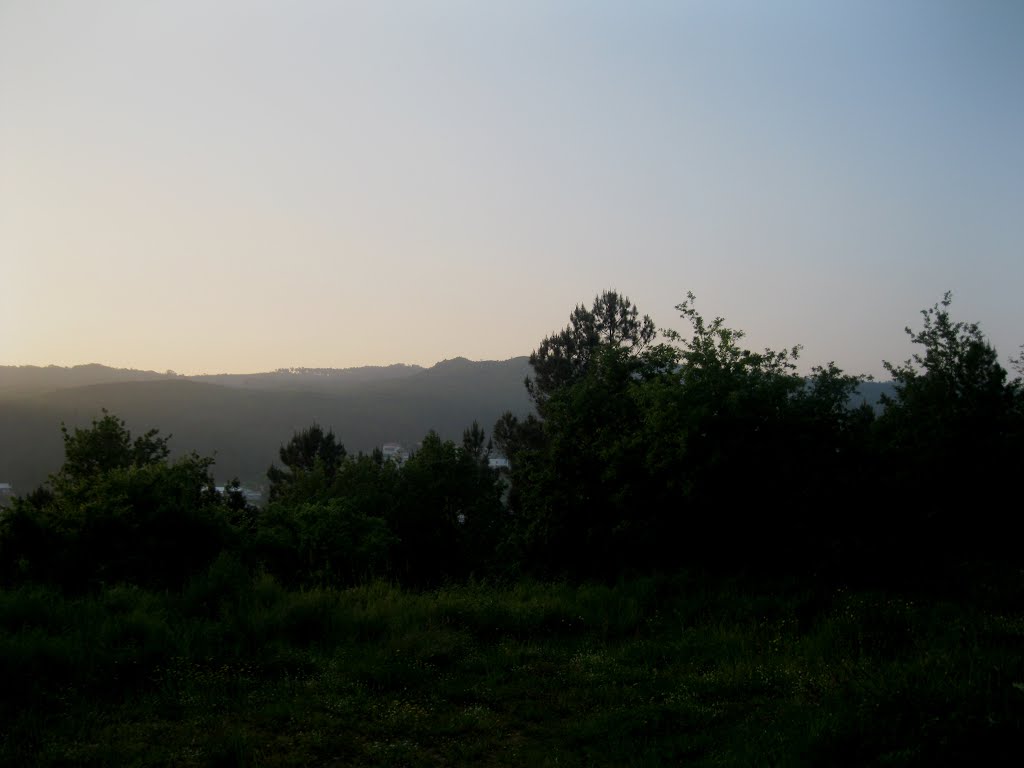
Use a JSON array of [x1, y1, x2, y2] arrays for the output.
[[3, 2, 1023, 378]]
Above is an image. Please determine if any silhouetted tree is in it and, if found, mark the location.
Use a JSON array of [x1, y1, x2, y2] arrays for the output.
[[501, 290, 874, 578], [387, 429, 505, 584], [253, 498, 394, 586], [502, 292, 669, 576], [57, 409, 170, 483], [267, 423, 347, 502], [526, 290, 656, 410], [0, 413, 237, 590], [1011, 344, 1024, 378], [875, 293, 1023, 567], [643, 295, 876, 573]]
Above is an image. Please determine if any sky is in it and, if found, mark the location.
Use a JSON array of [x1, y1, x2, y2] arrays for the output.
[[2, 1, 1022, 378]]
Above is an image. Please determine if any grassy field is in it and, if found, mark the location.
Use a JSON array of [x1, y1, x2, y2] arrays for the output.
[[2, 558, 1022, 767]]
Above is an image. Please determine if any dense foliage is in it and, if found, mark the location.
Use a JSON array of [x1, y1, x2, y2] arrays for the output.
[[2, 290, 1021, 589], [0, 411, 238, 590], [496, 290, 1021, 582]]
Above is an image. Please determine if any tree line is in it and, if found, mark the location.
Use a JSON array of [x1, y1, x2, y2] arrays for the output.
[[2, 290, 1021, 591]]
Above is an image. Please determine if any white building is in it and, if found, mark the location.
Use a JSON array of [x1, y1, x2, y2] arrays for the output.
[[382, 442, 409, 464], [214, 485, 263, 504], [488, 453, 510, 470]]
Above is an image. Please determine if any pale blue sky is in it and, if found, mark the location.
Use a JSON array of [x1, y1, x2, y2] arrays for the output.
[[2, 1, 1022, 377]]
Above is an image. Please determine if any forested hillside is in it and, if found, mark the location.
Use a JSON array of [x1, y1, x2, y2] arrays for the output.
[[0, 357, 532, 491]]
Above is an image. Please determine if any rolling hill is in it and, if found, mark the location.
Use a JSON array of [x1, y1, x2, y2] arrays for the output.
[[0, 358, 891, 496], [0, 358, 533, 493]]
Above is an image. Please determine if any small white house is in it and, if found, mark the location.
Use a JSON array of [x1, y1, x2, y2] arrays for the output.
[[214, 485, 263, 504], [488, 453, 510, 470], [382, 442, 409, 464]]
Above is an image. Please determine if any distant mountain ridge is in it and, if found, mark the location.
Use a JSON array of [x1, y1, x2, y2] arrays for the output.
[[0, 358, 892, 495], [0, 363, 173, 397], [0, 358, 534, 493], [191, 363, 426, 392], [0, 362, 432, 397], [0, 359, 537, 398]]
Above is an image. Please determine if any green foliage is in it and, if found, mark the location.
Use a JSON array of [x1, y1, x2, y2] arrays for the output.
[[267, 422, 347, 503], [502, 290, 873, 577], [499, 292, 677, 576], [390, 429, 506, 584], [648, 298, 874, 569], [56, 409, 171, 483], [250, 420, 506, 587], [881, 292, 1019, 440], [0, 412, 240, 590], [875, 293, 1024, 565], [1012, 344, 1024, 378], [526, 290, 657, 410], [254, 499, 394, 586], [668, 291, 802, 381]]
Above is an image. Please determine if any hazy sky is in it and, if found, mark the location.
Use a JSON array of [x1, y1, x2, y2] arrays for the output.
[[3, 1, 1022, 377]]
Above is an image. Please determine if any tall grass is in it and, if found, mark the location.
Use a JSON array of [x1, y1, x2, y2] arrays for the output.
[[1, 566, 1021, 766]]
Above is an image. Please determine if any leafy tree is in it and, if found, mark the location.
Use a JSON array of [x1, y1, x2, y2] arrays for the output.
[[526, 290, 656, 410], [881, 292, 1016, 427], [388, 429, 505, 584], [667, 291, 801, 386], [876, 293, 1023, 566], [253, 421, 505, 586], [502, 292, 668, 576], [456, 422, 509, 573], [253, 498, 394, 586], [220, 477, 259, 533], [492, 411, 543, 461], [0, 413, 238, 590], [1011, 344, 1024, 378], [461, 420, 490, 465], [636, 295, 879, 573], [502, 290, 875, 577], [57, 409, 170, 483], [330, 451, 400, 521], [267, 423, 347, 502]]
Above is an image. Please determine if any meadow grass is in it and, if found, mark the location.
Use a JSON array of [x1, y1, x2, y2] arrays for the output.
[[1, 562, 1021, 766]]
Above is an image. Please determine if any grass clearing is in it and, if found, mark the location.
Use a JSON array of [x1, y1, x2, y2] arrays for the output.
[[1, 572, 1022, 766]]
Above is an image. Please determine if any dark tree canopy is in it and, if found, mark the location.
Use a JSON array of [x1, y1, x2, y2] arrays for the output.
[[881, 292, 1016, 428], [267, 423, 347, 502], [497, 289, 883, 577], [874, 292, 1024, 563], [58, 409, 170, 483], [526, 290, 656, 409], [1, 411, 237, 590]]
